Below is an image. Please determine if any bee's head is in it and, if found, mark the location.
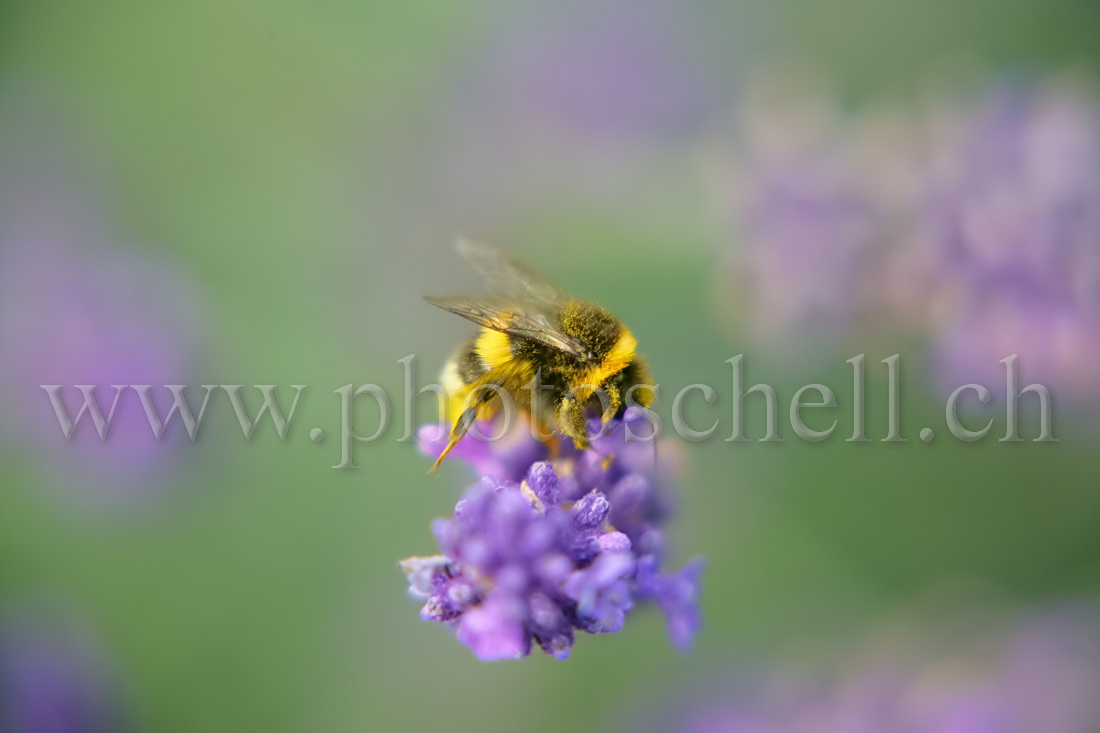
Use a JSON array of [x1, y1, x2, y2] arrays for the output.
[[559, 357, 655, 445]]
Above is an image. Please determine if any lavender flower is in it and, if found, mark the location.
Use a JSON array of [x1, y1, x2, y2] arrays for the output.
[[402, 408, 702, 661], [365, 0, 730, 247], [643, 607, 1100, 733], [480, 0, 719, 143], [917, 81, 1100, 396], [713, 73, 895, 345], [0, 241, 203, 492], [715, 73, 1100, 401], [0, 606, 130, 733], [0, 89, 204, 503]]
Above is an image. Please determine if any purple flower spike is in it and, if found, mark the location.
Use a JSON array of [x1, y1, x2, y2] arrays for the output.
[[658, 606, 1100, 733], [400, 414, 703, 661], [636, 556, 705, 651], [0, 606, 130, 733], [918, 83, 1100, 397], [0, 94, 204, 504]]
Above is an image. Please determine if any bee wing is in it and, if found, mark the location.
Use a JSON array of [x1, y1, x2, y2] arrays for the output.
[[424, 295, 589, 360], [455, 238, 566, 307]]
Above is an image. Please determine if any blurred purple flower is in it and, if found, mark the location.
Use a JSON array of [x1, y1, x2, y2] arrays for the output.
[[402, 408, 702, 661], [650, 607, 1100, 733], [373, 0, 731, 241], [716, 73, 1100, 396], [918, 82, 1100, 396], [483, 0, 718, 143], [0, 100, 204, 503], [0, 606, 130, 733], [713, 73, 894, 345]]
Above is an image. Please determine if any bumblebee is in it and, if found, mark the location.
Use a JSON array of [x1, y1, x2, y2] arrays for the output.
[[425, 239, 655, 472]]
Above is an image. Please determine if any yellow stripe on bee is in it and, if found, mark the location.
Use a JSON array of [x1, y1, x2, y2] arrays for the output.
[[580, 328, 637, 387], [440, 358, 465, 396], [440, 360, 470, 425], [475, 328, 514, 369]]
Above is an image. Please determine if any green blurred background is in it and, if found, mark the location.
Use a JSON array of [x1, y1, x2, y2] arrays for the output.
[[1, 1, 1098, 731]]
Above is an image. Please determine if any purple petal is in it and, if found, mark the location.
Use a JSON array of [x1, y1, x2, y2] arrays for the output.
[[456, 596, 531, 661], [637, 556, 704, 651]]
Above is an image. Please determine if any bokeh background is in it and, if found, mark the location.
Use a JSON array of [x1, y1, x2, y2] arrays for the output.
[[1, 1, 1099, 731]]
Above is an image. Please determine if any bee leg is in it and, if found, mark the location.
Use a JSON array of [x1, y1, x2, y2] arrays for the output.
[[429, 405, 479, 473], [533, 418, 560, 460], [599, 382, 622, 429], [430, 368, 513, 473], [558, 397, 589, 451], [595, 383, 622, 470]]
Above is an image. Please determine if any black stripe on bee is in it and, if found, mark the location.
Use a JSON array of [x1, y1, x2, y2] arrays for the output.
[[456, 337, 487, 384]]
